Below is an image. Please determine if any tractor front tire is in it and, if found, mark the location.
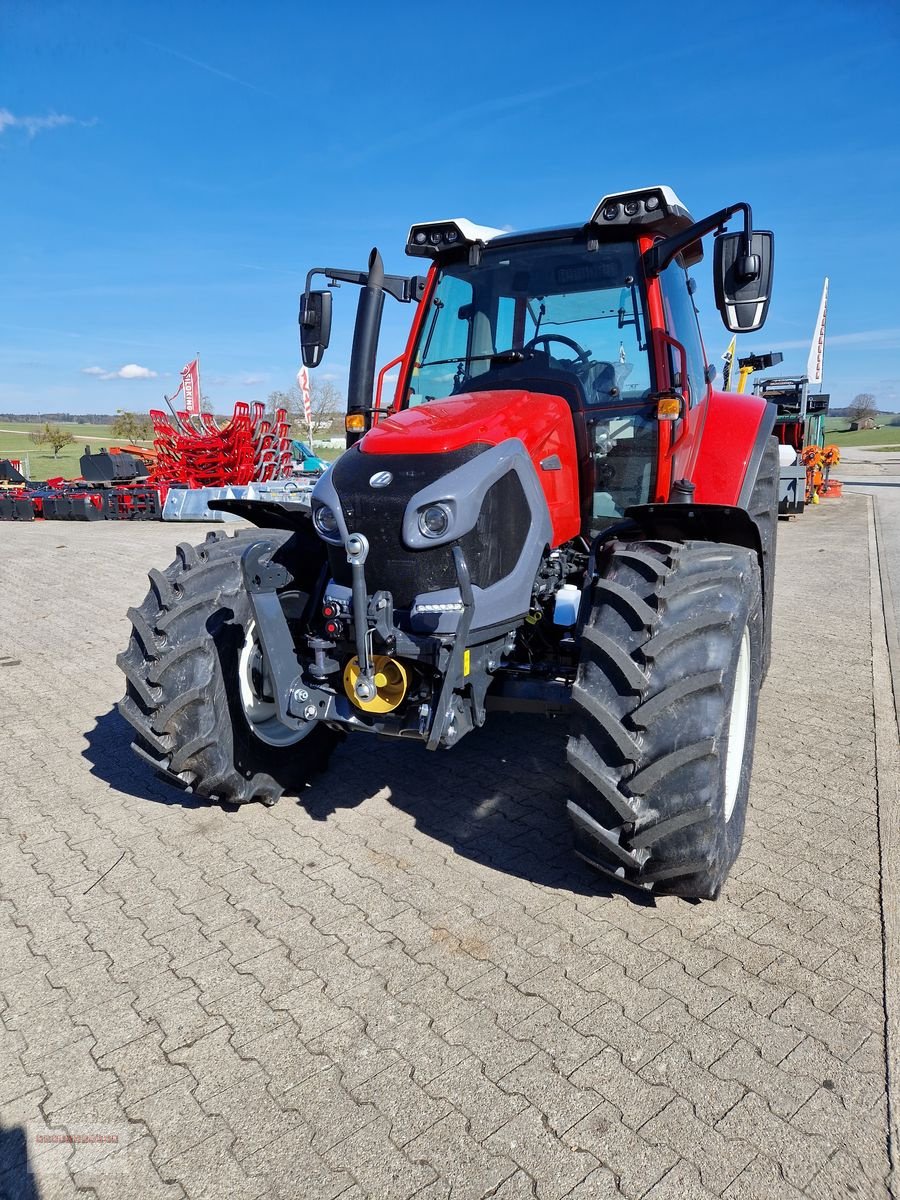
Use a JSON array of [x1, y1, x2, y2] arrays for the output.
[[567, 539, 763, 899], [117, 528, 339, 805]]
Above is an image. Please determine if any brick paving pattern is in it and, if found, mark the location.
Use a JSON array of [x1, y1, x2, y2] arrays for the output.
[[0, 496, 891, 1199]]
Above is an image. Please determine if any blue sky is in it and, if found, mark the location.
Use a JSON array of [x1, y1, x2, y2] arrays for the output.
[[2, 0, 898, 415]]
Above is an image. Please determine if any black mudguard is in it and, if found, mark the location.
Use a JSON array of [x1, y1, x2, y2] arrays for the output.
[[623, 501, 761, 557], [208, 497, 314, 530]]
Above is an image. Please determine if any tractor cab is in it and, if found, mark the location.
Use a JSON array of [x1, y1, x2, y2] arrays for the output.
[[399, 224, 659, 528]]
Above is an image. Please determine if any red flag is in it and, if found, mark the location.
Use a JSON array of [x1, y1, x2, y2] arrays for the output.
[[181, 359, 201, 415]]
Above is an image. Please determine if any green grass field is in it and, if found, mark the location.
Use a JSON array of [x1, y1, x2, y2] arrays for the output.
[[0, 421, 139, 480], [0, 419, 341, 481], [823, 425, 900, 448]]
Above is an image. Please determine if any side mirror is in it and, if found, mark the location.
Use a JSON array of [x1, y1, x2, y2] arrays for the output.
[[299, 289, 333, 368], [714, 230, 774, 333]]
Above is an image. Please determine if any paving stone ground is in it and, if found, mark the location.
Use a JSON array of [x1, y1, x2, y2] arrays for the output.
[[0, 495, 893, 1199]]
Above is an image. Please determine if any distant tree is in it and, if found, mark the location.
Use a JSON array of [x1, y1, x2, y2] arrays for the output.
[[266, 389, 292, 417], [267, 380, 344, 439], [110, 409, 154, 442], [309, 379, 344, 434], [29, 423, 74, 458], [848, 393, 878, 427]]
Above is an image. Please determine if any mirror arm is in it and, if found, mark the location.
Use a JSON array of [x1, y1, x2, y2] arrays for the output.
[[643, 202, 753, 278], [303, 267, 425, 306], [304, 266, 367, 292]]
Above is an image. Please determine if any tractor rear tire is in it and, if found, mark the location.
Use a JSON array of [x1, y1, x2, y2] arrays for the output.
[[566, 539, 763, 899], [117, 527, 339, 805]]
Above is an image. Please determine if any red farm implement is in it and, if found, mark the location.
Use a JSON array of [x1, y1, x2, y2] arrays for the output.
[[149, 403, 293, 488]]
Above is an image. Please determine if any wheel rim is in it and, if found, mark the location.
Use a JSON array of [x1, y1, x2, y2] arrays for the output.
[[237, 618, 313, 747], [724, 625, 751, 822]]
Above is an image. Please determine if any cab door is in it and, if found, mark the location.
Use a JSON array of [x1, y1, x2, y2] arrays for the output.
[[658, 260, 712, 484]]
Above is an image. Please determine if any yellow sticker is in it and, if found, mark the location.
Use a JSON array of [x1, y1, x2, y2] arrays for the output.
[[463, 649, 470, 677]]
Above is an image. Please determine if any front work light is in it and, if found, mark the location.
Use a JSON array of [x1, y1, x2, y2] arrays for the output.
[[313, 504, 339, 537], [418, 504, 451, 539], [590, 186, 694, 235], [405, 217, 507, 258]]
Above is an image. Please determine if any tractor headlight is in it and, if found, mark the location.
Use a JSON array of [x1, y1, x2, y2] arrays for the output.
[[313, 504, 340, 540], [418, 503, 451, 539]]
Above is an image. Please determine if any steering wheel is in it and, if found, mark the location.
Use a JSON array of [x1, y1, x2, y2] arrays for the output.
[[525, 333, 592, 364]]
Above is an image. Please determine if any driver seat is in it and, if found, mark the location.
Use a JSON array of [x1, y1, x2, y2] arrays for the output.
[[579, 360, 618, 407]]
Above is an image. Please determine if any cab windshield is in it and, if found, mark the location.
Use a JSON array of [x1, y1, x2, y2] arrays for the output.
[[406, 237, 652, 408], [405, 236, 657, 527]]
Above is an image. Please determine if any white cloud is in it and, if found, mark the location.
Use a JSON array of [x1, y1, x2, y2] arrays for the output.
[[80, 363, 158, 381], [0, 108, 94, 138], [241, 374, 267, 386], [116, 363, 157, 380]]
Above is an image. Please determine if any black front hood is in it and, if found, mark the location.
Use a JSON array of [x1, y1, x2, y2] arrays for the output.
[[327, 443, 530, 609]]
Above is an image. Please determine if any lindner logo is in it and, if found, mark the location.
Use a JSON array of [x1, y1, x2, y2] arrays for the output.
[[369, 471, 393, 488]]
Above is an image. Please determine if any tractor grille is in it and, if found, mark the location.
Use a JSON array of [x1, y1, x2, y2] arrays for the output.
[[328, 444, 531, 609]]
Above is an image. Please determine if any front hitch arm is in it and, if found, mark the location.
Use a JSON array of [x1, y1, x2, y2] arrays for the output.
[[426, 544, 475, 751], [346, 532, 378, 702], [241, 541, 308, 728]]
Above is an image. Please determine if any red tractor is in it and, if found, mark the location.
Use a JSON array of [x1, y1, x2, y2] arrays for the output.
[[119, 186, 777, 899]]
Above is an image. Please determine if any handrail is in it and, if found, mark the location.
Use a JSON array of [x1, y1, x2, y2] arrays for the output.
[[373, 354, 405, 423]]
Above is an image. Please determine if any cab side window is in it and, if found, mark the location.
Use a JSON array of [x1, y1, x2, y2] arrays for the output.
[[659, 261, 708, 407], [407, 275, 474, 405]]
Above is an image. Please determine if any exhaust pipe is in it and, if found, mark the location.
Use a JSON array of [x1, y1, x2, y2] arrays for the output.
[[346, 248, 385, 447]]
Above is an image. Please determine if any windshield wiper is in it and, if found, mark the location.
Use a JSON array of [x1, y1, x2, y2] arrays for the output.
[[418, 350, 527, 369]]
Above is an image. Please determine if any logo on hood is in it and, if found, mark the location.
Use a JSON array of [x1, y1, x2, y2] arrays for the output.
[[369, 471, 393, 488]]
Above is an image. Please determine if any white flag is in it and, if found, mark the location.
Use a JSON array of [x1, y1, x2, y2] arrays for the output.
[[807, 278, 829, 385], [296, 366, 312, 425]]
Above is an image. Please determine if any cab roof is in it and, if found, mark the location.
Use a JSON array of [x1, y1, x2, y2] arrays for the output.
[[406, 186, 695, 259]]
